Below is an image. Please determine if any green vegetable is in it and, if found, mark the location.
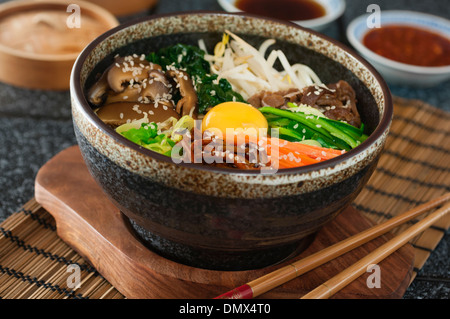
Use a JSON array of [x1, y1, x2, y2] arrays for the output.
[[120, 122, 159, 144], [322, 118, 369, 143], [119, 122, 175, 156], [146, 43, 209, 78], [287, 104, 328, 118], [144, 134, 176, 157], [299, 140, 323, 147], [195, 75, 245, 114], [273, 126, 305, 142], [170, 115, 195, 143], [270, 118, 349, 150], [260, 105, 368, 151], [146, 44, 245, 113]]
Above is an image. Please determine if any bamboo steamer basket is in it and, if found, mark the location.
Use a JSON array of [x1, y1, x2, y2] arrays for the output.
[[86, 0, 159, 17], [0, 0, 119, 90]]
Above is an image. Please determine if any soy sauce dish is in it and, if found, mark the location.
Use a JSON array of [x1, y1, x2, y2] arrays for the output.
[[70, 12, 393, 271], [217, 0, 346, 31]]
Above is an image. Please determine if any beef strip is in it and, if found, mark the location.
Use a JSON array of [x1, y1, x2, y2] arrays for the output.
[[248, 80, 361, 128], [247, 88, 302, 108]]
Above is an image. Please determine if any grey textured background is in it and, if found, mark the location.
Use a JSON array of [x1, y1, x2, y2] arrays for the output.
[[0, 0, 448, 299]]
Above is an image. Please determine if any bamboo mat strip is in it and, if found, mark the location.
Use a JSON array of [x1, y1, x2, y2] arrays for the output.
[[352, 98, 450, 283], [0, 97, 449, 299]]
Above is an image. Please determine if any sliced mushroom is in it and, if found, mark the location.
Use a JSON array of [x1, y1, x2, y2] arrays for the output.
[[105, 86, 142, 104], [166, 69, 198, 118], [107, 56, 153, 93], [95, 102, 180, 128], [87, 71, 109, 106], [149, 69, 171, 86], [87, 55, 151, 105], [141, 69, 173, 102]]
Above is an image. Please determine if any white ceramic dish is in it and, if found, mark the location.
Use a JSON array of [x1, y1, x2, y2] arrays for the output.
[[347, 10, 450, 87], [217, 0, 345, 31]]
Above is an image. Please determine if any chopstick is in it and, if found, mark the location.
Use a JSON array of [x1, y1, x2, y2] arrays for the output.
[[301, 201, 450, 299], [214, 193, 450, 299]]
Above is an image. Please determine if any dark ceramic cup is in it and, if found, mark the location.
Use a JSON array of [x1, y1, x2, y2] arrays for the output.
[[70, 12, 393, 271]]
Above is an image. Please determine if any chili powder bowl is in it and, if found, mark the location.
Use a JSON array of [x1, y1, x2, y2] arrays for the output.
[[347, 10, 450, 87]]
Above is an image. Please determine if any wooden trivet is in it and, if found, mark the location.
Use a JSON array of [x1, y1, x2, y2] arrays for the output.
[[34, 145, 415, 299]]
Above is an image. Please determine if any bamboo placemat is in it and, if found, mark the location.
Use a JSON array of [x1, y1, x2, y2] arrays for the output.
[[1, 97, 449, 299]]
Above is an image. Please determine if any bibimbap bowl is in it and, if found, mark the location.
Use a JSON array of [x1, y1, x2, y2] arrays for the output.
[[70, 12, 393, 271]]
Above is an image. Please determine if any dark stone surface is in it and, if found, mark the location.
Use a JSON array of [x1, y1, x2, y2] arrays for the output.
[[0, 0, 448, 298]]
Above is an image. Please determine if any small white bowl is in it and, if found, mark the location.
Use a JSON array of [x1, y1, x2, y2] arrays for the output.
[[217, 0, 345, 31], [347, 10, 450, 87]]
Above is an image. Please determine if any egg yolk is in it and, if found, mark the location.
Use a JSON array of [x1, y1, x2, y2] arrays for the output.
[[202, 102, 268, 140]]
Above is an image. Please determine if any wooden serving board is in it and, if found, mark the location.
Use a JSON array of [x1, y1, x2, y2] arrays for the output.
[[34, 146, 415, 299]]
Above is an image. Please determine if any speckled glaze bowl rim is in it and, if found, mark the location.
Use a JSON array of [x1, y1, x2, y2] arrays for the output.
[[71, 10, 393, 177]]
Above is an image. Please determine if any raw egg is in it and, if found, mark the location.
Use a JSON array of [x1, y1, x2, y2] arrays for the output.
[[202, 102, 268, 140]]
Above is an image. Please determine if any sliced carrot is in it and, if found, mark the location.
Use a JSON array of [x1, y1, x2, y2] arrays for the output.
[[265, 137, 345, 160], [223, 134, 346, 169]]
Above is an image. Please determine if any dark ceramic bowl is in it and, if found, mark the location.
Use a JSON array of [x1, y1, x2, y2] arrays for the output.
[[70, 12, 393, 271]]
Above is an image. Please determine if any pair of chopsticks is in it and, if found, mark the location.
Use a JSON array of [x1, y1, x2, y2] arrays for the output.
[[215, 193, 450, 299]]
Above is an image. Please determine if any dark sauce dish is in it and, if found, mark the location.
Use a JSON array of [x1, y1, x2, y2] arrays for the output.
[[71, 11, 393, 271]]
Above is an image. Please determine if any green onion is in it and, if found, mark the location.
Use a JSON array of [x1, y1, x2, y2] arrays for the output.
[[260, 105, 367, 151]]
